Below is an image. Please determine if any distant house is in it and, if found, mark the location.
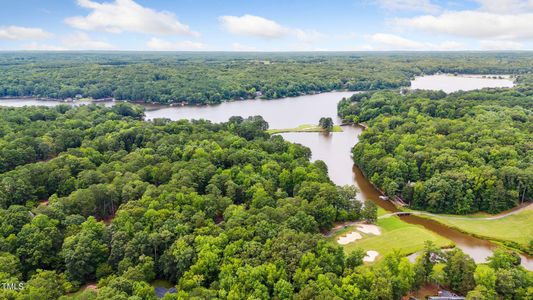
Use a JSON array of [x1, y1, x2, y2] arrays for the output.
[[378, 195, 389, 201], [255, 91, 263, 97], [428, 290, 465, 300], [154, 286, 176, 298]]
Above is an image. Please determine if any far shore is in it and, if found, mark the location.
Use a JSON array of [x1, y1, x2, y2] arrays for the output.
[[1, 72, 517, 107]]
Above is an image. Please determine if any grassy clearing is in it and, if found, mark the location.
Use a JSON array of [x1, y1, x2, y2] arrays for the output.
[[267, 124, 343, 134], [377, 207, 388, 217], [63, 283, 97, 298], [426, 208, 532, 246], [330, 217, 452, 260]]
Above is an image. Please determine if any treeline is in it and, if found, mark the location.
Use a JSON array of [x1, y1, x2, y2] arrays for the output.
[[2, 52, 533, 104], [338, 87, 532, 214]]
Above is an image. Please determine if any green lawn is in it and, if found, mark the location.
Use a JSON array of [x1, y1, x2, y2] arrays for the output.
[[330, 217, 452, 261], [427, 209, 533, 246], [377, 207, 388, 217], [267, 124, 343, 134]]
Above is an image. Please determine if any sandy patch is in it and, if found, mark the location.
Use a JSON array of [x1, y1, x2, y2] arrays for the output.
[[337, 231, 362, 245], [85, 284, 98, 291], [67, 283, 98, 296], [364, 250, 379, 262], [356, 224, 381, 235]]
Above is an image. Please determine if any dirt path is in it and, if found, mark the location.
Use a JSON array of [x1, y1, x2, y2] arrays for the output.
[[379, 202, 532, 221]]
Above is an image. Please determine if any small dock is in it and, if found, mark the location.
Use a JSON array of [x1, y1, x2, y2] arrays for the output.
[[391, 196, 407, 207], [378, 195, 407, 207]]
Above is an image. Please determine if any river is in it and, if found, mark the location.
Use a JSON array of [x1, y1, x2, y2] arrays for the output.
[[1, 75, 530, 269]]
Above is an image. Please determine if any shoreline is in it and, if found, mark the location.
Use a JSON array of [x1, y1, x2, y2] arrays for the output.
[[0, 88, 359, 107], [351, 122, 532, 258], [413, 207, 533, 256], [0, 71, 517, 107]]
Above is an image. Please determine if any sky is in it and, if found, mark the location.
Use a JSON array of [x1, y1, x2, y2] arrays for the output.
[[0, 0, 532, 51]]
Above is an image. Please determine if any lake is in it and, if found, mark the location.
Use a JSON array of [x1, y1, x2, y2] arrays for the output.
[[1, 74, 529, 269], [143, 91, 355, 128], [410, 74, 514, 93]]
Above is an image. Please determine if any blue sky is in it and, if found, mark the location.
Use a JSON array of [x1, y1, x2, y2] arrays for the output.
[[0, 0, 532, 51]]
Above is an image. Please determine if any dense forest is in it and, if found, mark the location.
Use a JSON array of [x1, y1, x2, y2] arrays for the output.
[[1, 104, 529, 299], [338, 82, 532, 214], [2, 52, 533, 104]]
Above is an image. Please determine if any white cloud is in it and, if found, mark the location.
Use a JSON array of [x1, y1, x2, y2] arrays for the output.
[[18, 32, 113, 51], [395, 11, 533, 40], [0, 26, 51, 40], [219, 15, 288, 38], [479, 40, 523, 50], [347, 44, 375, 51], [371, 33, 426, 49], [286, 43, 327, 51], [61, 32, 114, 50], [294, 29, 325, 44], [475, 0, 533, 14], [219, 14, 324, 44], [376, 0, 441, 13], [232, 43, 256, 51], [146, 37, 206, 51], [369, 33, 463, 50], [65, 0, 197, 36], [438, 41, 465, 50]]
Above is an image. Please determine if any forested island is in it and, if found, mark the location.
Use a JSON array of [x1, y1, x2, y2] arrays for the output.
[[1, 52, 533, 104]]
